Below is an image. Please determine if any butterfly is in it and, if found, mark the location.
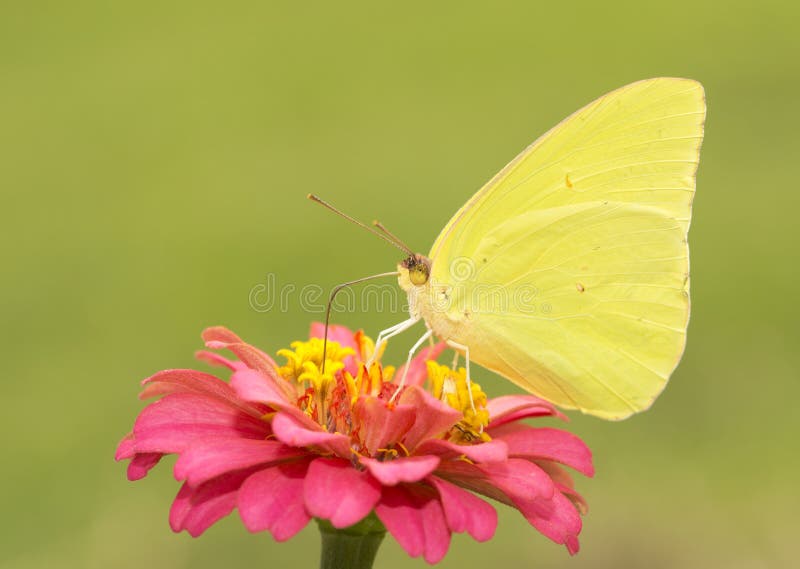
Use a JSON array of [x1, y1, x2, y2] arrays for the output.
[[313, 77, 705, 420]]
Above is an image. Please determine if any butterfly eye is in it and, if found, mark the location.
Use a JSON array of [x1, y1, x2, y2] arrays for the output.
[[401, 254, 431, 286], [409, 263, 430, 286]]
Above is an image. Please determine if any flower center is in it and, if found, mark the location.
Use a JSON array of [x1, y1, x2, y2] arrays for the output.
[[276, 334, 490, 446]]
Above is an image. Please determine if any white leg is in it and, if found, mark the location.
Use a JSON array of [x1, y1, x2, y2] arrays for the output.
[[372, 319, 409, 351], [446, 340, 476, 415], [366, 316, 419, 368], [451, 351, 459, 370], [390, 328, 434, 403]]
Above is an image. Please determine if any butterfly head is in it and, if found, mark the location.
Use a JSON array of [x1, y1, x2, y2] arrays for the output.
[[400, 254, 431, 287]]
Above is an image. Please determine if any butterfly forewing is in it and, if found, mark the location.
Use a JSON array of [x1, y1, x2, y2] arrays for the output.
[[425, 78, 705, 419]]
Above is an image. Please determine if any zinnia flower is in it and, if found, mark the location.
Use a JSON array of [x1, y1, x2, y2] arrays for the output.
[[116, 323, 594, 563]]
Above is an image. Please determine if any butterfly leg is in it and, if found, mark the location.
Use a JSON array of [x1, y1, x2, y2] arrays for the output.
[[389, 327, 433, 403], [446, 340, 477, 417], [366, 316, 419, 369]]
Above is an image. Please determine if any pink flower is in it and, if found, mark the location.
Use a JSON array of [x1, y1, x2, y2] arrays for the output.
[[116, 324, 594, 563]]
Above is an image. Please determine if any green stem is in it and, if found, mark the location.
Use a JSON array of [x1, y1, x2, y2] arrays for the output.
[[317, 515, 387, 569]]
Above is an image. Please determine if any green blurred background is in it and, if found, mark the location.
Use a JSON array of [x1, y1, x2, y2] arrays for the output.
[[2, 1, 798, 568]]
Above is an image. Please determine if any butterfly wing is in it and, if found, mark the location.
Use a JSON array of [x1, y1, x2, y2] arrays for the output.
[[426, 78, 705, 419]]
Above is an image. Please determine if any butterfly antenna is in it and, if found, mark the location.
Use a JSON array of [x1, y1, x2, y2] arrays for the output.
[[321, 271, 399, 373], [308, 194, 414, 256], [372, 220, 414, 255]]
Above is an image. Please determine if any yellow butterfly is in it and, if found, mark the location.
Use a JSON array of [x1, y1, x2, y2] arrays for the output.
[[315, 77, 705, 420]]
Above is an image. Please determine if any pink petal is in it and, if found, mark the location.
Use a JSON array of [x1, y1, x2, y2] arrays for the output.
[[524, 488, 583, 554], [414, 438, 508, 463], [534, 461, 589, 515], [269, 399, 335, 430], [170, 466, 260, 537], [127, 452, 162, 481], [479, 459, 556, 519], [117, 434, 163, 481], [395, 342, 447, 387], [557, 483, 589, 517], [435, 458, 555, 518], [490, 424, 594, 477], [230, 368, 295, 407], [567, 535, 580, 556], [175, 438, 307, 487], [535, 460, 575, 490], [309, 323, 359, 374], [138, 369, 249, 411], [195, 349, 244, 371], [428, 476, 497, 542], [238, 460, 312, 541], [201, 326, 245, 345], [360, 455, 440, 486], [115, 433, 135, 460], [486, 395, 566, 428], [271, 412, 352, 458], [202, 327, 282, 380], [433, 460, 514, 507], [353, 396, 416, 456], [395, 386, 461, 451], [375, 484, 451, 564], [435, 458, 583, 551], [132, 393, 269, 454], [169, 484, 194, 532], [303, 458, 381, 528]]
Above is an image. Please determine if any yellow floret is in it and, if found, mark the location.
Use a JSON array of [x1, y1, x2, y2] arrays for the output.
[[426, 361, 490, 441], [278, 338, 354, 393]]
